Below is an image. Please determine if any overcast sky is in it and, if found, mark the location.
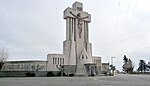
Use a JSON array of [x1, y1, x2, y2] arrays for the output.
[[0, 0, 150, 71]]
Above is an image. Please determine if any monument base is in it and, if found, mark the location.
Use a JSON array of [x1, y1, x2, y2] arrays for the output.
[[75, 61, 88, 77]]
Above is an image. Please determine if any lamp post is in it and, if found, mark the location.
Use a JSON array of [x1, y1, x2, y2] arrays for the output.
[[111, 57, 115, 76], [111, 57, 115, 66]]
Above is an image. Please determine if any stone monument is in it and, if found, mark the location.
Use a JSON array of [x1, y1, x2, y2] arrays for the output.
[[63, 2, 93, 76], [47, 1, 101, 76]]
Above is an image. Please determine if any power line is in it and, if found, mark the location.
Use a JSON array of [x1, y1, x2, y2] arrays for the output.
[[114, 0, 121, 31], [118, 0, 138, 54], [124, 0, 139, 31], [113, 0, 121, 54], [122, 0, 131, 31], [97, 27, 150, 46]]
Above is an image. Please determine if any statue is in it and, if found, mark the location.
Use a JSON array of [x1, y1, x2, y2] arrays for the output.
[[70, 11, 88, 38]]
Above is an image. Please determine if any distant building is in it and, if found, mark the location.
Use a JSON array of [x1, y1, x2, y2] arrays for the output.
[[101, 63, 110, 74], [92, 56, 102, 74]]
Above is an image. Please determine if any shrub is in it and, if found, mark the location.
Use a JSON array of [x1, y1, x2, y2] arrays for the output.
[[47, 71, 54, 77], [26, 72, 35, 77], [69, 73, 74, 77]]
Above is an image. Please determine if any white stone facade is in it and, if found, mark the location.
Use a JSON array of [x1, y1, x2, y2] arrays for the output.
[[47, 54, 65, 71]]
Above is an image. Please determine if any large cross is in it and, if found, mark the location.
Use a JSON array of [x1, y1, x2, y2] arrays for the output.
[[63, 2, 93, 76], [64, 2, 91, 39], [64, 2, 91, 22]]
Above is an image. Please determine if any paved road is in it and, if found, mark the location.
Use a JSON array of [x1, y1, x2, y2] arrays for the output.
[[0, 74, 150, 86]]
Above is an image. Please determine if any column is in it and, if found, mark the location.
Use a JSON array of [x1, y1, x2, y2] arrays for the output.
[[72, 18, 74, 41], [84, 21, 87, 42], [66, 18, 69, 40], [70, 18, 72, 40], [69, 18, 71, 40], [86, 22, 89, 42], [74, 18, 76, 41], [84, 21, 89, 42]]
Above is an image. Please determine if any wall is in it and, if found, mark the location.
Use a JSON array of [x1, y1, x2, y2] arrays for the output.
[[47, 54, 65, 71], [0, 71, 48, 77], [92, 56, 102, 74], [1, 61, 47, 71]]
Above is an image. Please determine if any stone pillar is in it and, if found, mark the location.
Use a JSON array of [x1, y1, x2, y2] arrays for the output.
[[72, 18, 74, 41], [70, 18, 72, 40], [86, 22, 89, 42], [84, 21, 88, 42], [66, 18, 69, 40]]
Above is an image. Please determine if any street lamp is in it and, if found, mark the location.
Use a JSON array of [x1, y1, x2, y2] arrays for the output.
[[111, 57, 115, 76], [111, 57, 115, 65]]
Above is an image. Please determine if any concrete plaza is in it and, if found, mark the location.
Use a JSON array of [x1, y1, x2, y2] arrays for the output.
[[0, 74, 150, 86]]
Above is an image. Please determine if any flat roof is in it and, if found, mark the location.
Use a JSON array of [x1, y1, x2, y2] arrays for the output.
[[4, 60, 47, 63]]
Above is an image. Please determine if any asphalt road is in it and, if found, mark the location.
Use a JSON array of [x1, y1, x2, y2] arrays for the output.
[[0, 74, 150, 86]]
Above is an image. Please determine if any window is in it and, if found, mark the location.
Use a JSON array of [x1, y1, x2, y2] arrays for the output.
[[63, 58, 64, 64], [55, 58, 57, 64], [58, 58, 59, 64], [60, 58, 62, 65], [86, 56, 88, 59], [82, 56, 84, 59], [53, 57, 54, 64]]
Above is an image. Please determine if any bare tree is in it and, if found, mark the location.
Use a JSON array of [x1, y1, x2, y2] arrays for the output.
[[31, 64, 44, 71], [0, 48, 8, 70]]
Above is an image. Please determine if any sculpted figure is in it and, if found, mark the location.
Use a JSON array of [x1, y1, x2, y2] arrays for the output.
[[70, 11, 88, 38]]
